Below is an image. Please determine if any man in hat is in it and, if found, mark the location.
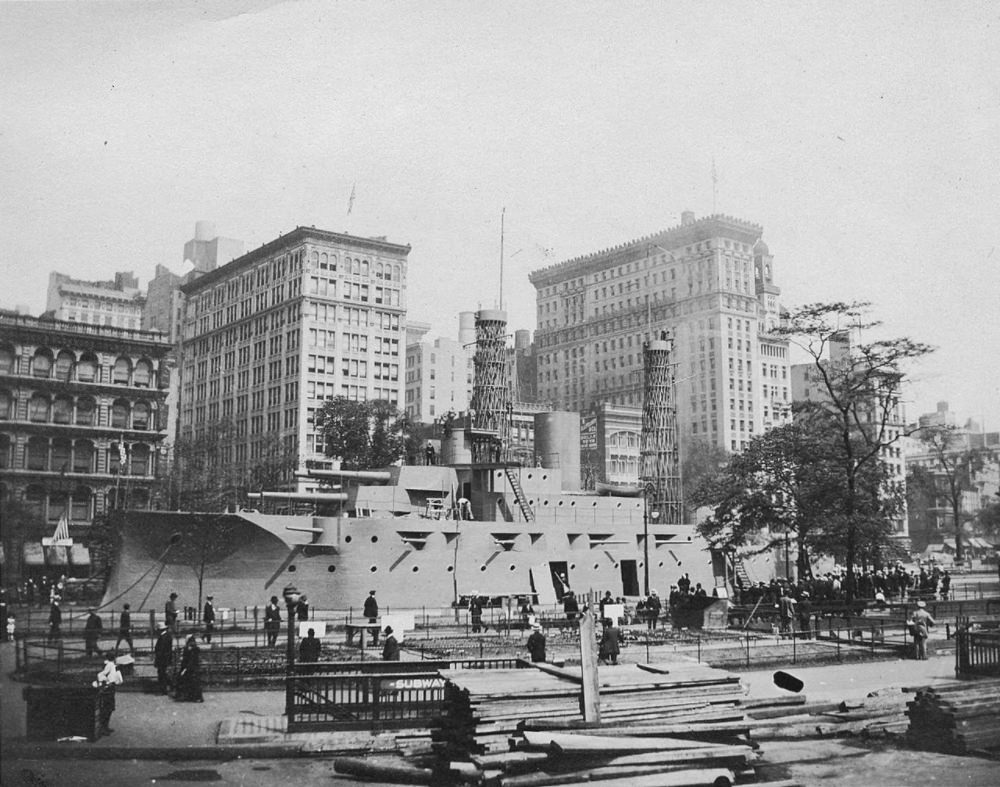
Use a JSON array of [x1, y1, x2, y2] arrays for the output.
[[47, 598, 62, 643], [84, 607, 103, 656], [526, 622, 546, 663], [363, 590, 379, 646], [909, 600, 935, 660], [468, 592, 484, 633], [645, 590, 662, 630], [797, 591, 813, 638], [154, 623, 174, 694], [115, 603, 133, 654], [202, 595, 216, 644], [381, 626, 400, 661]]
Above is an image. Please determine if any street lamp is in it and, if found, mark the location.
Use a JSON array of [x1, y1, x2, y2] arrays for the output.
[[282, 584, 301, 723], [643, 494, 660, 596]]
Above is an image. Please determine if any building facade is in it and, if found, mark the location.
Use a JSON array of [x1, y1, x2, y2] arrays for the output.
[[404, 334, 471, 424], [46, 271, 145, 330], [178, 226, 410, 484], [0, 313, 173, 577], [529, 211, 790, 455]]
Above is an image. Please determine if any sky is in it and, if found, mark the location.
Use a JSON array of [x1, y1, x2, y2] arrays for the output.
[[2, 1, 998, 429]]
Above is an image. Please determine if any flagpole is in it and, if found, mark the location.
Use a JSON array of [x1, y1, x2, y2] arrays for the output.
[[499, 207, 505, 310]]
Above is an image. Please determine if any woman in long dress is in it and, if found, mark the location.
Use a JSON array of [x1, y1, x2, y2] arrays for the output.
[[176, 634, 204, 702]]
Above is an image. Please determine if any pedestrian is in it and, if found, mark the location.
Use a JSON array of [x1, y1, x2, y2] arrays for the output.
[[527, 622, 547, 662], [92, 651, 123, 736], [645, 590, 662, 630], [153, 623, 174, 695], [363, 590, 379, 646], [47, 598, 62, 643], [115, 603, 133, 654], [381, 626, 400, 661], [175, 634, 204, 702], [469, 592, 484, 633], [264, 595, 282, 646], [202, 596, 216, 644], [797, 591, 813, 638], [940, 570, 951, 601], [777, 589, 796, 635], [598, 618, 620, 665], [563, 590, 579, 621], [909, 600, 936, 660], [296, 594, 310, 622], [165, 592, 179, 634], [84, 608, 103, 656], [299, 627, 321, 672], [424, 442, 436, 466], [5, 613, 15, 642]]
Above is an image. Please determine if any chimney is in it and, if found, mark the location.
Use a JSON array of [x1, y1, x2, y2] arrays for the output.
[[681, 210, 696, 226]]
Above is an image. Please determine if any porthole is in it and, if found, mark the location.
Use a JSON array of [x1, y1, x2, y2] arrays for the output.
[[615, 502, 622, 508], [412, 566, 419, 573], [592, 501, 598, 507], [593, 563, 600, 570], [542, 500, 549, 506], [613, 563, 619, 569], [447, 565, 454, 573], [541, 474, 548, 481], [288, 565, 297, 572], [480, 565, 487, 572], [371, 535, 378, 543], [570, 563, 576, 570], [570, 501, 576, 507], [658, 562, 664, 568], [345, 535, 353, 543], [328, 566, 336, 573], [558, 500, 564, 506], [527, 473, 533, 480], [509, 564, 516, 571], [370, 565, 378, 572]]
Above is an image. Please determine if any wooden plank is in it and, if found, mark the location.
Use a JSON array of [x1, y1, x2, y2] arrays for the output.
[[522, 730, 738, 753]]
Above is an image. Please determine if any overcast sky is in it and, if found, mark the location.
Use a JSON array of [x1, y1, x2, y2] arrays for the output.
[[2, 1, 998, 428]]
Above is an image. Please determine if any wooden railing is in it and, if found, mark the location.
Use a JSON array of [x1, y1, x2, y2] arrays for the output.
[[955, 628, 1000, 678]]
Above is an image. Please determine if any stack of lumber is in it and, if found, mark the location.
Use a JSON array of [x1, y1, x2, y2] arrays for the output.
[[906, 678, 1000, 755], [434, 662, 766, 786], [743, 691, 912, 740]]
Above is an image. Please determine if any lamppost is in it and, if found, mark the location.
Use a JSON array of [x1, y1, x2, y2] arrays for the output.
[[282, 584, 300, 723], [643, 489, 660, 596]]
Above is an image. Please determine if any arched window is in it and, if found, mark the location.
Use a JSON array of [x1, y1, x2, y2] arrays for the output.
[[134, 359, 153, 388], [76, 396, 96, 426], [113, 357, 131, 385], [32, 349, 53, 378], [133, 401, 150, 430], [361, 259, 369, 277], [28, 393, 50, 422], [71, 486, 92, 521], [53, 395, 74, 424], [49, 488, 69, 523], [0, 433, 11, 469], [77, 354, 98, 383], [0, 389, 11, 420], [130, 443, 150, 475], [25, 436, 48, 470], [73, 440, 94, 473], [111, 399, 130, 429], [375, 262, 384, 279], [55, 351, 75, 382], [51, 438, 72, 472], [0, 346, 16, 375]]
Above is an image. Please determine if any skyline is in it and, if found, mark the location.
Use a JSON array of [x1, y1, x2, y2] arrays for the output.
[[2, 1, 998, 428]]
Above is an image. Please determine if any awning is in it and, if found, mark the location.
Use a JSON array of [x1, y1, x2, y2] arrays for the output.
[[68, 544, 91, 566], [22, 542, 45, 566]]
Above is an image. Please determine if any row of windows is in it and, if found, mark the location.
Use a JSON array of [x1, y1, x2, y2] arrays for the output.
[[0, 347, 160, 388], [0, 391, 160, 431], [0, 434, 155, 475]]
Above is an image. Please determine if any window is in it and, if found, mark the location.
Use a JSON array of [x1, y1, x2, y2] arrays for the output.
[[113, 357, 131, 384], [111, 400, 129, 429], [32, 352, 52, 378], [29, 394, 49, 422]]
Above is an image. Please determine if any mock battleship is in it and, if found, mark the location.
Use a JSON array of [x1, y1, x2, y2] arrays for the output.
[[102, 311, 721, 612]]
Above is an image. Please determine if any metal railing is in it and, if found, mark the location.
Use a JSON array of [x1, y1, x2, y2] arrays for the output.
[[955, 630, 1000, 677]]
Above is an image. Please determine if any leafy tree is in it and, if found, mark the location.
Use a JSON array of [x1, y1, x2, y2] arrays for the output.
[[681, 439, 729, 522], [0, 495, 46, 583], [977, 497, 1000, 540], [315, 397, 409, 469], [776, 301, 932, 595], [912, 425, 996, 562]]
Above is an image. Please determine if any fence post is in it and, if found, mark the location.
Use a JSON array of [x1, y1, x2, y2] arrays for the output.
[[745, 632, 750, 668], [253, 606, 259, 648], [836, 627, 841, 662], [235, 648, 241, 687], [792, 630, 796, 664]]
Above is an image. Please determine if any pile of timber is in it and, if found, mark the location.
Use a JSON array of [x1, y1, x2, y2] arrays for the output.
[[906, 678, 1000, 755], [434, 662, 775, 786], [743, 690, 912, 740]]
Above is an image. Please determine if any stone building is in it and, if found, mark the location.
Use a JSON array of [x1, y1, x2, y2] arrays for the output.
[[529, 211, 790, 456], [177, 226, 410, 484], [0, 312, 173, 577], [46, 270, 144, 330]]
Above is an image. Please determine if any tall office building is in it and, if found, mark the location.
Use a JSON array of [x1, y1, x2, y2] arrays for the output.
[[178, 227, 410, 484], [529, 211, 790, 454]]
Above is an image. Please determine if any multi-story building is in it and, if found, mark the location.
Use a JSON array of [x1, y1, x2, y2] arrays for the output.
[[46, 271, 145, 330], [580, 403, 643, 489], [145, 222, 245, 342], [529, 211, 790, 454], [0, 312, 173, 578], [178, 226, 410, 485], [404, 333, 471, 424]]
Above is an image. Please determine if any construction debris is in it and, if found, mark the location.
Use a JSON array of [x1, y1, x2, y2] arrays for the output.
[[906, 678, 1000, 755]]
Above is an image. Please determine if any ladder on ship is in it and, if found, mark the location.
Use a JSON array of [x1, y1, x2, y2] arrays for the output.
[[504, 467, 534, 523], [732, 554, 753, 590]]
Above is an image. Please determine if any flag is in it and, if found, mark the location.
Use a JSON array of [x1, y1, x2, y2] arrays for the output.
[[347, 182, 356, 216], [51, 511, 70, 543], [119, 436, 128, 473]]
